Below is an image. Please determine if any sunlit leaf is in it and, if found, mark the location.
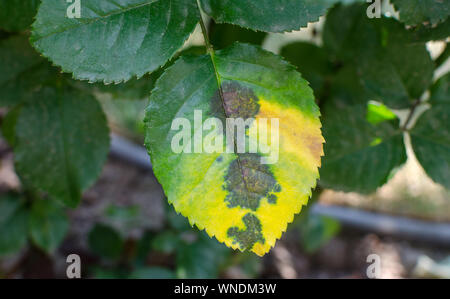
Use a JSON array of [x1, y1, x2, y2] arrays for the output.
[[145, 43, 323, 256]]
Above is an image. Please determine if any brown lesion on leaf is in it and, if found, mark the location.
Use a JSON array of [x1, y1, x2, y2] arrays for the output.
[[227, 213, 265, 251], [210, 81, 260, 119], [223, 153, 281, 211]]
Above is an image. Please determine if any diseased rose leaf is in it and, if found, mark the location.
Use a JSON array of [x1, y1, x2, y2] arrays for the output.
[[145, 43, 323, 256]]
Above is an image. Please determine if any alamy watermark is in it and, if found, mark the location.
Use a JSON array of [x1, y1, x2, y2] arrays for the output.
[[170, 110, 280, 164], [66, 0, 81, 19], [366, 0, 381, 19]]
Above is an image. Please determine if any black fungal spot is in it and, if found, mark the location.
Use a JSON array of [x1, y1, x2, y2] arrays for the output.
[[210, 81, 260, 120], [228, 213, 265, 251], [223, 153, 281, 211], [267, 194, 277, 204]]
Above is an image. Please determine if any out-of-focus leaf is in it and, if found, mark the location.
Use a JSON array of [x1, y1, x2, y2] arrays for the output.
[[209, 22, 267, 49], [300, 214, 340, 253], [320, 99, 406, 193], [281, 42, 331, 97], [1, 106, 21, 147], [29, 199, 69, 254], [176, 233, 230, 279], [323, 3, 435, 109], [0, 193, 28, 256], [14, 85, 110, 207], [391, 0, 450, 26], [88, 224, 124, 261], [0, 0, 40, 32], [366, 101, 397, 125], [151, 231, 180, 254], [410, 74, 449, 189]]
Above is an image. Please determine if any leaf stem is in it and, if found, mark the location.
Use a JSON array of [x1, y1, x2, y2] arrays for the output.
[[402, 99, 421, 131]]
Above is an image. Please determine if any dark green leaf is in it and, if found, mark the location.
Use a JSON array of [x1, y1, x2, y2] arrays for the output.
[[151, 231, 180, 254], [324, 4, 435, 109], [391, 0, 450, 26], [300, 214, 340, 253], [176, 233, 230, 279], [410, 74, 449, 189], [0, 193, 28, 256], [31, 0, 199, 83], [14, 85, 110, 207], [29, 199, 69, 254], [209, 21, 267, 49], [320, 91, 407, 193], [0, 0, 40, 32], [88, 224, 124, 260], [1, 106, 21, 147], [409, 19, 450, 43], [200, 0, 350, 33], [280, 42, 331, 97], [0, 35, 55, 107]]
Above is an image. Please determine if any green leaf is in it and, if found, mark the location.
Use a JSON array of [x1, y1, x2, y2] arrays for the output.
[[409, 19, 450, 43], [410, 74, 449, 189], [31, 0, 199, 83], [129, 267, 175, 279], [1, 106, 21, 147], [145, 43, 323, 255], [209, 21, 267, 49], [0, 193, 28, 256], [151, 231, 180, 254], [29, 199, 69, 254], [366, 101, 397, 125], [320, 80, 407, 193], [176, 232, 230, 279], [0, 0, 40, 32], [323, 4, 435, 109], [200, 0, 352, 33], [0, 35, 55, 107], [300, 214, 340, 253], [391, 0, 450, 26], [88, 224, 124, 260], [14, 85, 110, 207], [280, 42, 331, 97]]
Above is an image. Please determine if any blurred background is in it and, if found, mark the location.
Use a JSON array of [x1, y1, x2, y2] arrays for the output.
[[0, 1, 449, 279]]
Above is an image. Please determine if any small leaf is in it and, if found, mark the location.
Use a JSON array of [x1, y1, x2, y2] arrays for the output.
[[0, 0, 40, 32], [14, 85, 110, 207], [200, 0, 353, 33], [29, 199, 69, 254], [366, 101, 397, 125], [145, 43, 323, 256], [0, 193, 28, 256], [391, 0, 450, 26], [88, 224, 124, 260], [409, 19, 450, 43], [31, 0, 199, 83], [410, 74, 449, 189]]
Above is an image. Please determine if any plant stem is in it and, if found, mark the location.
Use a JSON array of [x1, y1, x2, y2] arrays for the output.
[[401, 99, 421, 131], [196, 1, 213, 54]]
